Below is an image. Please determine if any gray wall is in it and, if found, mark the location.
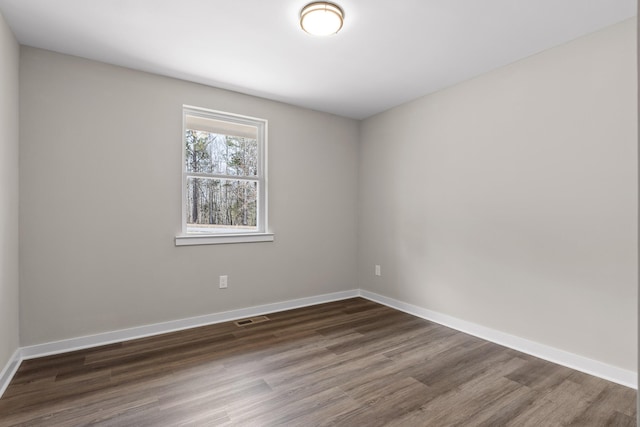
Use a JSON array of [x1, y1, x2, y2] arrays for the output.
[[358, 19, 637, 371], [19, 47, 359, 345], [0, 10, 19, 369]]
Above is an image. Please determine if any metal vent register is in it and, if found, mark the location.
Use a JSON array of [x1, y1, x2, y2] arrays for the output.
[[234, 315, 270, 327]]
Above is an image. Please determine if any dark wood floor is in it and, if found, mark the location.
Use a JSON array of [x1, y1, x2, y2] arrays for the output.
[[0, 298, 636, 426]]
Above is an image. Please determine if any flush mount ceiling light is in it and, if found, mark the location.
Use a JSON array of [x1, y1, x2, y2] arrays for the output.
[[300, 2, 344, 36]]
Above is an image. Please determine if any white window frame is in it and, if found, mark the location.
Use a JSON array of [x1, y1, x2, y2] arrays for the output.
[[175, 105, 273, 246]]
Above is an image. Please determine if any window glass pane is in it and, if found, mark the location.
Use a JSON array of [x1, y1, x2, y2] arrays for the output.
[[186, 177, 258, 233], [185, 130, 258, 176]]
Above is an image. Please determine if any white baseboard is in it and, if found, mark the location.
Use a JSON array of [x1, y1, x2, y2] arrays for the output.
[[2, 287, 635, 399], [0, 348, 22, 398], [359, 289, 637, 389], [19, 290, 359, 360]]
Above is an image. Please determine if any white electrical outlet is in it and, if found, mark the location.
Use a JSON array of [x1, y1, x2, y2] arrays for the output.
[[375, 265, 381, 276], [219, 275, 228, 289]]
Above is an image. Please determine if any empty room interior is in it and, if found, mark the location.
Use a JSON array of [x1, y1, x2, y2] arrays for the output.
[[0, 0, 638, 426]]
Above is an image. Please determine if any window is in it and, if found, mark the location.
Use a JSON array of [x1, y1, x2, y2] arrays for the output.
[[176, 106, 272, 246]]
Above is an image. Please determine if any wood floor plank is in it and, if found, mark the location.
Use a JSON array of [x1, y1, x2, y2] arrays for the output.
[[328, 377, 431, 427], [0, 298, 635, 426]]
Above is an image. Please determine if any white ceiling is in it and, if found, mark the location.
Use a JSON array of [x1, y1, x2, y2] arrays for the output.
[[0, 0, 635, 119]]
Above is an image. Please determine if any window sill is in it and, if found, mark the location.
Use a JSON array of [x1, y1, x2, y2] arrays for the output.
[[175, 233, 274, 246]]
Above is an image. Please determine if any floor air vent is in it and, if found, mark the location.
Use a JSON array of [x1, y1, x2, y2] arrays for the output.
[[234, 315, 270, 327]]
